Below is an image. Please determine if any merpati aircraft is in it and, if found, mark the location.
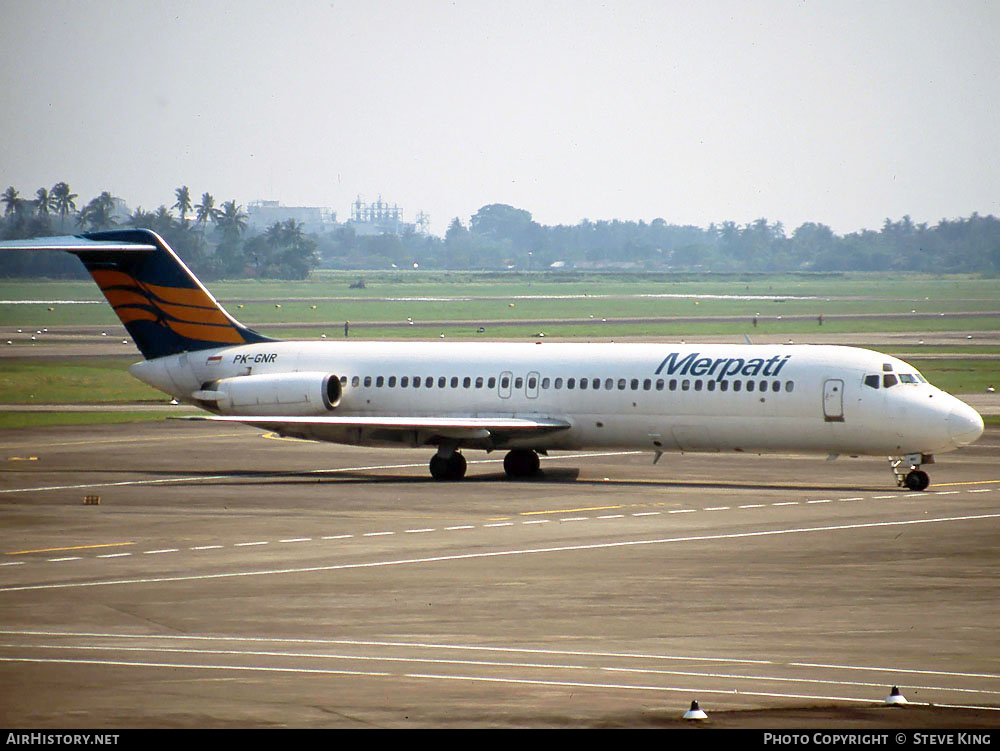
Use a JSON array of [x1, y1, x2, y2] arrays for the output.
[[2, 229, 984, 490]]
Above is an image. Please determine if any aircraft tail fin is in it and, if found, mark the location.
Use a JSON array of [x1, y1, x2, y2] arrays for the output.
[[1, 229, 274, 359]]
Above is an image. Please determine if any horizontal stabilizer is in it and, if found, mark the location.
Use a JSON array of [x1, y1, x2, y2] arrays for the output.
[[0, 236, 157, 253]]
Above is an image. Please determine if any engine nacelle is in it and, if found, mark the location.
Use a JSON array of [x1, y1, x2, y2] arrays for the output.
[[195, 371, 342, 416]]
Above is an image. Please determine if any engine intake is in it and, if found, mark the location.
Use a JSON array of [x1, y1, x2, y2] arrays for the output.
[[195, 372, 341, 415]]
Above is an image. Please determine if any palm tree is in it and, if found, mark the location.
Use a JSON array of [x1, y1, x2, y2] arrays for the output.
[[194, 192, 216, 235], [34, 187, 55, 218], [78, 191, 117, 231], [215, 200, 248, 241], [50, 182, 78, 231], [2, 186, 21, 216], [127, 207, 156, 229], [172, 186, 192, 226]]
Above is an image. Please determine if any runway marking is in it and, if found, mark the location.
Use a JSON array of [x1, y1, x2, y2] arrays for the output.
[[7, 641, 998, 701], [7, 485, 1000, 568], [46, 557, 81, 562], [520, 505, 623, 516], [97, 553, 131, 559], [6, 629, 998, 680], [2, 512, 997, 593], [234, 541, 268, 547], [404, 528, 435, 534], [5, 542, 134, 556], [143, 549, 178, 555]]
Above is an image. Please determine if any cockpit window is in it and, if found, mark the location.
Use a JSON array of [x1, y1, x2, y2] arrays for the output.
[[882, 363, 894, 372], [915, 373, 927, 383], [899, 374, 917, 383], [864, 374, 880, 389], [883, 374, 898, 388]]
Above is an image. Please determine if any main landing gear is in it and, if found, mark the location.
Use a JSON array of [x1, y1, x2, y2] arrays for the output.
[[429, 448, 543, 481], [503, 448, 540, 479], [429, 449, 467, 481], [890, 453, 932, 491]]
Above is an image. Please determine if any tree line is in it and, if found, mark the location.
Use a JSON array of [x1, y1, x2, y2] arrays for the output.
[[3, 184, 999, 278], [1, 184, 318, 280]]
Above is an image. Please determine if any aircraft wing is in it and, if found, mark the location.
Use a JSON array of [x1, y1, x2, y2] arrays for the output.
[[182, 414, 572, 447]]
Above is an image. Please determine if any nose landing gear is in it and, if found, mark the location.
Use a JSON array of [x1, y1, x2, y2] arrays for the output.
[[890, 453, 932, 491]]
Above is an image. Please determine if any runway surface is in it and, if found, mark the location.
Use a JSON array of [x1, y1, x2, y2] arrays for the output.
[[1, 421, 998, 728]]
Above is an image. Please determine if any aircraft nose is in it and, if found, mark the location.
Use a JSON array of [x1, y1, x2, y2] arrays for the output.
[[948, 403, 985, 447]]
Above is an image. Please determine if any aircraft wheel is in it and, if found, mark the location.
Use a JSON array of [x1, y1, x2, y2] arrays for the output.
[[430, 451, 466, 481], [904, 470, 930, 491], [503, 449, 540, 478]]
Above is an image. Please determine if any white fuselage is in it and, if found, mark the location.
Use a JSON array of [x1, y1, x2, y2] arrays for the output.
[[130, 340, 984, 458]]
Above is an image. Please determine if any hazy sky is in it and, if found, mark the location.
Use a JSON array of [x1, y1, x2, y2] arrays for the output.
[[2, 0, 998, 236]]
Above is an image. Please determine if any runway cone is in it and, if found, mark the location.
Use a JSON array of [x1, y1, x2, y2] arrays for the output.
[[683, 700, 708, 720], [885, 686, 908, 705]]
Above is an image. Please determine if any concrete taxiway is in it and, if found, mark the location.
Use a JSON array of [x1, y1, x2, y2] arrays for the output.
[[1, 421, 998, 728]]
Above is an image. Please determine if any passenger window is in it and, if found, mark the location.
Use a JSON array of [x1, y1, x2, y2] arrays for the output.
[[413, 377, 421, 388], [425, 376, 433, 388], [771, 381, 780, 392], [643, 378, 651, 391], [592, 378, 600, 390], [630, 378, 639, 390], [351, 376, 360, 387], [450, 377, 458, 388], [605, 378, 614, 390], [488, 377, 496, 388], [541, 377, 550, 389], [720, 380, 728, 392], [618, 379, 626, 390], [376, 376, 384, 387], [681, 380, 690, 391], [655, 379, 664, 391], [864, 375, 880, 389], [514, 377, 523, 389], [707, 380, 716, 391], [579, 378, 588, 390], [388, 376, 397, 387], [554, 377, 563, 389], [747, 381, 755, 392], [475, 377, 484, 388], [733, 380, 742, 392], [438, 376, 446, 388], [527, 377, 537, 389], [363, 376, 372, 387], [694, 380, 702, 391], [669, 379, 677, 391], [883, 374, 898, 388], [340, 376, 348, 387], [401, 376, 409, 387], [500, 376, 509, 388], [785, 381, 793, 392], [567, 378, 576, 389], [463, 377, 471, 388]]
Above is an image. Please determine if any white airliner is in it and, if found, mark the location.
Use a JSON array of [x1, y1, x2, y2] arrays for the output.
[[2, 229, 984, 490]]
